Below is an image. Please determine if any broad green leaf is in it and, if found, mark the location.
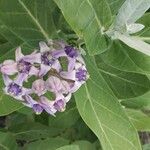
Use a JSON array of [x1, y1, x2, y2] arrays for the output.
[[114, 0, 150, 32], [73, 140, 96, 150], [126, 109, 150, 132], [56, 145, 79, 150], [9, 122, 63, 141], [54, 0, 111, 55], [115, 32, 150, 56], [106, 0, 125, 15], [74, 56, 142, 150], [0, 0, 57, 47], [87, 0, 112, 28], [49, 105, 80, 129], [121, 91, 150, 109], [24, 137, 69, 150], [0, 131, 18, 150], [137, 13, 150, 43], [101, 41, 150, 75], [95, 57, 150, 99], [143, 144, 150, 150]]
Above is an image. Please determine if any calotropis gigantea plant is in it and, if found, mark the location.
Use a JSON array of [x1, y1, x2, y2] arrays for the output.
[[0, 0, 150, 150], [0, 40, 89, 115]]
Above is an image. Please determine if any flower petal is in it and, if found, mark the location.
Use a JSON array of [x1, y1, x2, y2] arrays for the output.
[[23, 53, 41, 63], [68, 57, 76, 71], [40, 96, 56, 116], [33, 104, 43, 114], [29, 66, 39, 76], [1, 60, 17, 75], [70, 82, 82, 93], [15, 47, 24, 61], [46, 76, 62, 93], [15, 73, 27, 85], [52, 60, 61, 72], [60, 70, 76, 81], [23, 95, 37, 107], [2, 74, 12, 86], [39, 41, 50, 53], [32, 79, 46, 96], [39, 64, 51, 77], [52, 50, 66, 58]]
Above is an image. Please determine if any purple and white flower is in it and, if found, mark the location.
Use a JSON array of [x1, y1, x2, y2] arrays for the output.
[[38, 42, 61, 77], [60, 62, 89, 93], [46, 76, 71, 94], [1, 47, 39, 79], [32, 79, 47, 96], [0, 40, 89, 116], [3, 74, 31, 101], [53, 93, 71, 112]]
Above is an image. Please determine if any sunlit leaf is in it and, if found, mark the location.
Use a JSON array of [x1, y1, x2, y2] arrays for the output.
[[74, 56, 142, 150]]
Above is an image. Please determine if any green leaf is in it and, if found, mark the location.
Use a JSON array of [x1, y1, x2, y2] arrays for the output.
[[126, 109, 150, 132], [54, 0, 111, 55], [121, 91, 150, 109], [101, 41, 150, 75], [9, 122, 63, 141], [87, 0, 112, 28], [137, 13, 150, 43], [143, 144, 150, 150], [0, 131, 18, 150], [95, 57, 150, 99], [0, 0, 57, 47], [56, 145, 79, 150], [73, 140, 96, 150], [24, 137, 69, 150], [114, 0, 150, 32], [106, 0, 125, 15], [74, 56, 142, 150], [49, 102, 80, 129], [115, 32, 150, 56]]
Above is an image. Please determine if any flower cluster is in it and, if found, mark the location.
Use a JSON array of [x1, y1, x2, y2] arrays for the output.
[[0, 40, 89, 115]]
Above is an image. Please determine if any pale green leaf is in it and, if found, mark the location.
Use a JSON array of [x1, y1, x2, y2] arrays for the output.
[[126, 109, 150, 132], [10, 122, 63, 141], [54, 0, 111, 55], [0, 132, 18, 150], [74, 56, 142, 150], [114, 0, 150, 32], [106, 0, 125, 15], [0, 0, 57, 47], [101, 41, 150, 75], [136, 13, 150, 42], [73, 140, 96, 150], [143, 144, 150, 150], [24, 137, 69, 150], [95, 57, 150, 99], [116, 32, 150, 56], [49, 105, 80, 129], [121, 91, 150, 109], [56, 145, 79, 150]]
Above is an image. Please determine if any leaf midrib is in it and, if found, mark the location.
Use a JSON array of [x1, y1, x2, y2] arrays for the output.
[[98, 68, 149, 88], [84, 83, 114, 150], [84, 81, 141, 150], [18, 0, 50, 41]]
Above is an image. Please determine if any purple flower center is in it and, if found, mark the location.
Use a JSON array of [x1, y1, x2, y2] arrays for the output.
[[7, 83, 22, 96], [17, 59, 31, 74], [65, 46, 78, 58], [33, 104, 43, 114], [53, 99, 65, 112], [41, 51, 55, 66], [76, 68, 87, 82]]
